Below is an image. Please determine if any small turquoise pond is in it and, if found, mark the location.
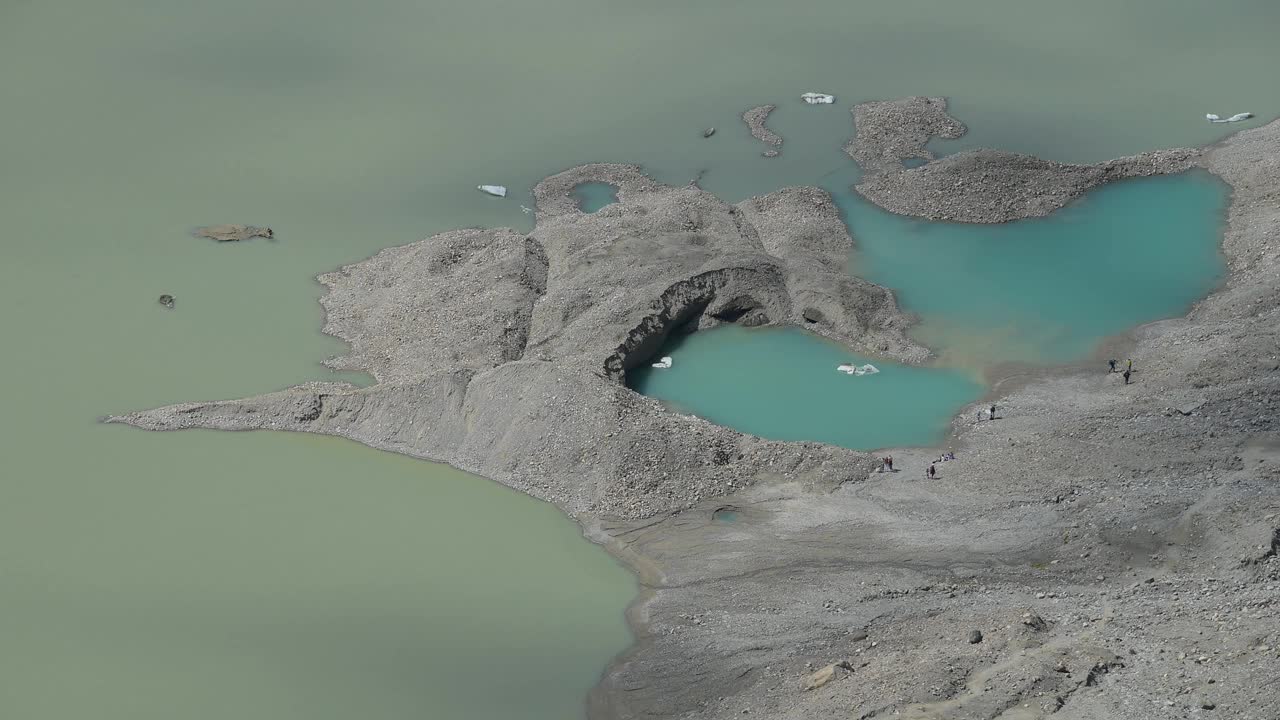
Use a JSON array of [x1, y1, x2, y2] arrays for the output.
[[839, 171, 1228, 364], [628, 325, 983, 451], [573, 182, 619, 213]]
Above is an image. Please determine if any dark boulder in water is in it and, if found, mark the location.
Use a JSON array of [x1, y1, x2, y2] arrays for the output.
[[158, 294, 175, 309]]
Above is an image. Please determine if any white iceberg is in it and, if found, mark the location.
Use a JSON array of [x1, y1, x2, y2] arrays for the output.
[[651, 356, 673, 369], [1205, 112, 1253, 124], [478, 184, 508, 197], [836, 363, 879, 376], [801, 92, 835, 105]]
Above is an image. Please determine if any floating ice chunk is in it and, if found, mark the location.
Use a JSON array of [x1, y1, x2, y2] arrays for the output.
[[652, 356, 673, 369], [801, 92, 835, 105], [478, 184, 508, 197], [837, 363, 879, 376], [1206, 112, 1253, 124]]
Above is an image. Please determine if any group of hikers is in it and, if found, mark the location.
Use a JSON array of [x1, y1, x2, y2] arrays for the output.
[[877, 359, 1137, 483], [879, 450, 957, 479], [1108, 357, 1135, 383]]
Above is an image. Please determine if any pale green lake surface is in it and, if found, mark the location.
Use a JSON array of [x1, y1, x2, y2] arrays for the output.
[[2, 0, 1276, 717]]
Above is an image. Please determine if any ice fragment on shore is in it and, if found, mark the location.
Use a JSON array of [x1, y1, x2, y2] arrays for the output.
[[1205, 112, 1253, 123], [801, 92, 835, 105], [837, 363, 878, 376], [652, 356, 673, 369], [478, 184, 508, 197]]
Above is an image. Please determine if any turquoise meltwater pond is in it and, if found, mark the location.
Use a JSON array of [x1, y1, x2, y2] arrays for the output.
[[573, 182, 620, 213], [840, 171, 1228, 366], [630, 172, 1226, 451], [629, 325, 984, 450]]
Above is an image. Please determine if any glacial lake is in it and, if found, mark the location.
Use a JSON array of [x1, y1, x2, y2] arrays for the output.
[[0, 0, 1268, 717]]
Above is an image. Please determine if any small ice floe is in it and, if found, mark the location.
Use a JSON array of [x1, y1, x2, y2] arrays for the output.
[[651, 356, 673, 369], [836, 363, 879, 376], [478, 184, 508, 197], [801, 92, 835, 105], [1205, 112, 1253, 124]]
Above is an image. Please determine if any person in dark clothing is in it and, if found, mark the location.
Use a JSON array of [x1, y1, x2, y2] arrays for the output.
[[1123, 369, 1132, 384], [927, 463, 937, 479], [989, 404, 997, 420], [887, 455, 894, 472], [1108, 359, 1117, 373]]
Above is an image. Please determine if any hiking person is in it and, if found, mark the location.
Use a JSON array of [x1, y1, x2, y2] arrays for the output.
[[1108, 359, 1117, 373], [927, 463, 936, 479], [1127, 358, 1134, 372], [1123, 369, 1131, 384], [887, 455, 894, 472], [989, 403, 997, 420]]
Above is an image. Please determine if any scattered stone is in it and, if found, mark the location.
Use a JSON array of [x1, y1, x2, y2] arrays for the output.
[[967, 629, 983, 644], [1022, 612, 1050, 632], [803, 661, 852, 690], [157, 294, 175, 309]]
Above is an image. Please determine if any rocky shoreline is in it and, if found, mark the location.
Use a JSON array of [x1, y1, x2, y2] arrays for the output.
[[108, 102, 1280, 719], [742, 104, 783, 157]]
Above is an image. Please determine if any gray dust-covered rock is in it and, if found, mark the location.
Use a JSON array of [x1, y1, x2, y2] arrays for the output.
[[193, 224, 274, 242]]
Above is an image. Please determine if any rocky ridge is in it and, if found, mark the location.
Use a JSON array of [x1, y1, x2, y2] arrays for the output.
[[848, 97, 1201, 222]]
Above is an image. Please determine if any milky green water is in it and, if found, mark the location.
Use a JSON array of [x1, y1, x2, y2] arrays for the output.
[[630, 326, 984, 450], [2, 0, 1276, 717]]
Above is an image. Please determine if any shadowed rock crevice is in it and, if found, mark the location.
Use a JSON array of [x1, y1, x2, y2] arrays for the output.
[[602, 267, 785, 380]]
